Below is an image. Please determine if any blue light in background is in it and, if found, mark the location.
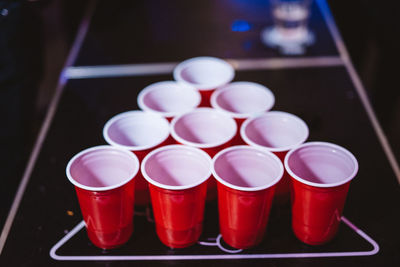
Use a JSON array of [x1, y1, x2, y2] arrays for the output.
[[231, 20, 252, 32], [243, 40, 253, 51]]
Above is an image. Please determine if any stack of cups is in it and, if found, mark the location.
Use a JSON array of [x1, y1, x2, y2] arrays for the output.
[[240, 111, 309, 203], [65, 55, 359, 251]]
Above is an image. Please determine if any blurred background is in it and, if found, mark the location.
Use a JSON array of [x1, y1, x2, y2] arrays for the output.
[[0, 0, 398, 228]]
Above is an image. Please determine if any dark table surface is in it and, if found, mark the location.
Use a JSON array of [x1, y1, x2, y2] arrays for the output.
[[1, 0, 399, 266], [74, 0, 338, 66]]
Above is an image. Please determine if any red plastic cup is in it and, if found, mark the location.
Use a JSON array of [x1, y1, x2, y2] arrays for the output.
[[171, 108, 237, 200], [173, 57, 235, 107], [141, 145, 212, 248], [241, 111, 309, 203], [284, 142, 358, 245], [103, 111, 170, 205], [212, 146, 284, 249], [137, 81, 201, 122], [210, 81, 275, 134], [66, 146, 140, 249]]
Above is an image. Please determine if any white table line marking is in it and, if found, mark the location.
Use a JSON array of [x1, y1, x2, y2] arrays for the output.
[[49, 216, 379, 261], [64, 56, 344, 79]]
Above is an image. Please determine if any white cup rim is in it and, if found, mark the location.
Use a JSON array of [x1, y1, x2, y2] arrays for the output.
[[284, 141, 359, 188], [103, 110, 170, 151], [240, 111, 309, 152], [212, 145, 284, 192], [210, 81, 275, 119], [173, 57, 235, 91], [170, 108, 237, 149], [66, 145, 140, 191], [141, 145, 212, 190], [137, 81, 201, 118]]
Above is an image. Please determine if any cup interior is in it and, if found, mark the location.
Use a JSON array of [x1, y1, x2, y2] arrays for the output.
[[212, 82, 275, 117], [142, 146, 211, 189], [104, 111, 169, 150], [139, 82, 200, 116], [242, 112, 308, 151], [174, 57, 234, 90], [285, 143, 358, 186], [172, 109, 236, 147], [213, 147, 283, 191], [67, 147, 139, 190]]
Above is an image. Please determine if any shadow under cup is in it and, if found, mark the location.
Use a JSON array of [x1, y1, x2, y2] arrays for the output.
[[284, 142, 359, 245], [141, 145, 212, 248], [66, 146, 140, 249]]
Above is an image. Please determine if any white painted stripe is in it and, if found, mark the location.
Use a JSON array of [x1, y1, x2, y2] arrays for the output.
[[0, 0, 96, 255], [317, 0, 400, 184], [227, 57, 343, 70], [49, 216, 379, 261], [65, 63, 177, 78], [65, 56, 344, 79]]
